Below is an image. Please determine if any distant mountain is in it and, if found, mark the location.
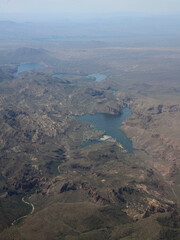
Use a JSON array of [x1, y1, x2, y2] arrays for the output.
[[0, 20, 18, 26], [0, 21, 30, 40], [13, 47, 49, 58], [0, 47, 49, 64]]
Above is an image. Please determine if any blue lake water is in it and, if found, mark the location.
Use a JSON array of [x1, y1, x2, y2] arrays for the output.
[[76, 107, 133, 152], [86, 73, 107, 82], [53, 73, 107, 82], [52, 73, 79, 78], [14, 63, 44, 76], [112, 90, 118, 94]]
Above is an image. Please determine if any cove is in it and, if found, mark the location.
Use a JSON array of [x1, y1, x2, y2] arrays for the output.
[[14, 63, 44, 77], [53, 73, 107, 82], [77, 107, 133, 153]]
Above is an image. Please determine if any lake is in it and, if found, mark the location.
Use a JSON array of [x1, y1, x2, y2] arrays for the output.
[[14, 63, 44, 77], [76, 107, 133, 152], [86, 73, 107, 82], [53, 73, 107, 82]]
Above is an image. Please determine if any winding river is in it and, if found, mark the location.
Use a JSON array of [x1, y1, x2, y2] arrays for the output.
[[11, 197, 35, 226]]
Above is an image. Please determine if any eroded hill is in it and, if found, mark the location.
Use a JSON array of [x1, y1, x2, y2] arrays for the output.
[[0, 44, 180, 240]]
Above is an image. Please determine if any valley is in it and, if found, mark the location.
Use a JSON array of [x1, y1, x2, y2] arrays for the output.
[[0, 22, 180, 239]]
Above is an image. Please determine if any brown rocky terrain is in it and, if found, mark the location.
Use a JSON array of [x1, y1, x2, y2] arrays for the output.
[[119, 96, 180, 174], [0, 41, 180, 240]]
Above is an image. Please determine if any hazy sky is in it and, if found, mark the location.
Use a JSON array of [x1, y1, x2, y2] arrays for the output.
[[1, 0, 180, 14]]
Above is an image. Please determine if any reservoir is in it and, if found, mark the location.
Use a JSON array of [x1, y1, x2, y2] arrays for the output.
[[14, 63, 44, 76], [53, 73, 107, 82], [86, 73, 107, 82], [77, 107, 133, 152]]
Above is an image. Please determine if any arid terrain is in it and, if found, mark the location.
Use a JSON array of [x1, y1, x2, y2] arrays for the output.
[[0, 18, 180, 239]]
